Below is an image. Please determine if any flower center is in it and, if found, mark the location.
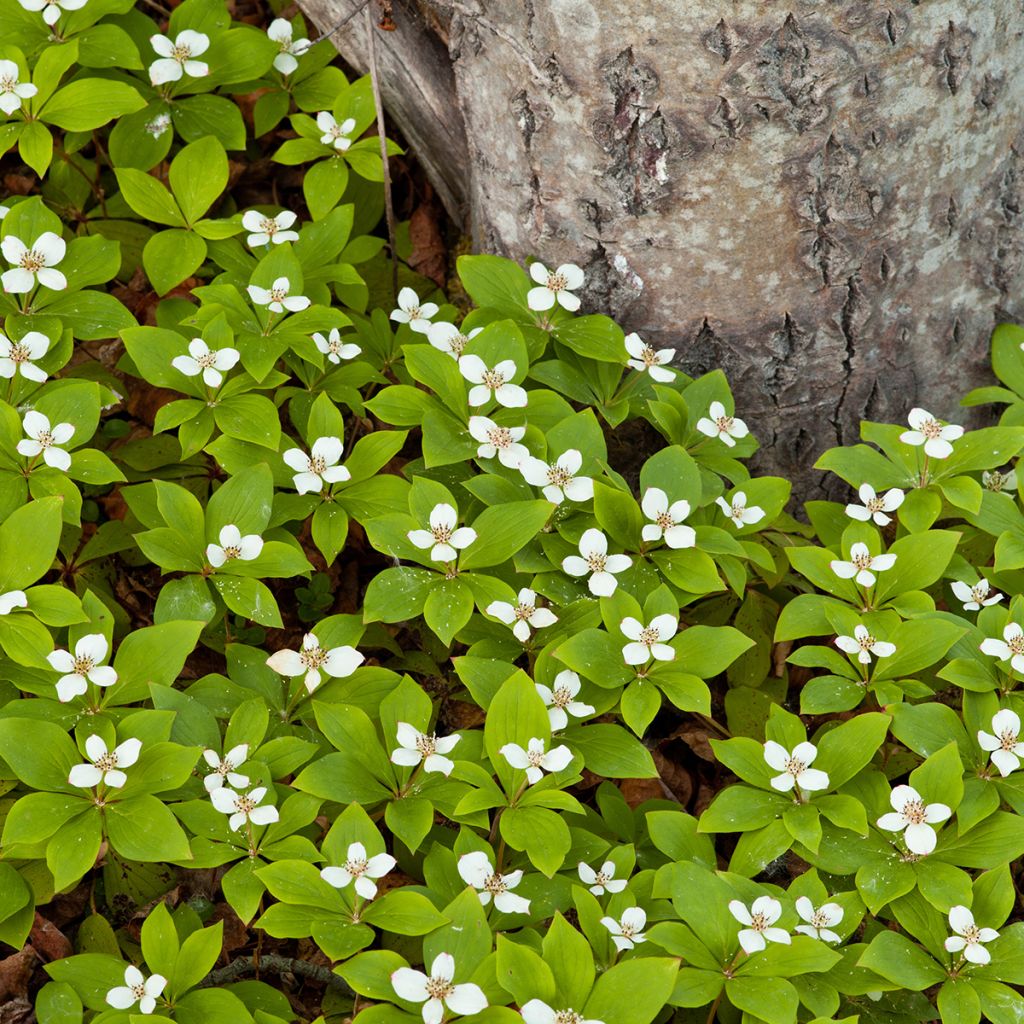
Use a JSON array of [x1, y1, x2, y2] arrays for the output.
[[548, 465, 572, 486], [72, 655, 94, 674], [546, 272, 568, 292], [299, 644, 327, 669], [8, 343, 29, 363], [328, 123, 349, 141], [1000, 728, 1019, 751], [553, 1012, 584, 1024], [513, 601, 535, 622], [170, 44, 194, 63], [277, 37, 293, 53], [971, 584, 988, 602], [639, 626, 660, 646], [222, 545, 241, 560], [857, 633, 875, 651], [749, 912, 769, 932], [619, 920, 639, 938], [487, 426, 513, 448], [431, 524, 453, 543], [260, 216, 279, 235], [19, 250, 45, 272], [1010, 635, 1024, 656], [640, 345, 659, 367], [446, 333, 468, 355], [593, 870, 610, 886], [130, 983, 147, 1000], [552, 686, 573, 708], [146, 115, 171, 138], [269, 286, 287, 302], [865, 497, 885, 512], [94, 753, 117, 771], [309, 455, 327, 474], [482, 872, 507, 894], [714, 415, 734, 433], [526, 748, 545, 767], [729, 502, 745, 519], [902, 799, 927, 825], [405, 305, 422, 320], [986, 472, 1006, 492], [415, 733, 437, 756], [425, 977, 454, 1000], [852, 552, 873, 570], [328, 338, 345, 355], [345, 856, 368, 877], [810, 909, 830, 928], [784, 757, 806, 777], [196, 351, 217, 368], [216, 758, 234, 776], [962, 925, 982, 944], [236, 794, 256, 815], [481, 369, 506, 389], [655, 511, 675, 528], [585, 552, 607, 572], [919, 418, 943, 440], [0, 75, 17, 93]]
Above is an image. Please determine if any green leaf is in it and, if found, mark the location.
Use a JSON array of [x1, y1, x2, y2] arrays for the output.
[[143, 229, 207, 296], [170, 135, 229, 225], [584, 959, 679, 1024], [857, 930, 945, 989], [42, 79, 144, 130]]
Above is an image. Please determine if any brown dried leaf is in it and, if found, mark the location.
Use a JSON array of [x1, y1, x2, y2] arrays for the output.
[[30, 913, 72, 962], [0, 947, 36, 1001]]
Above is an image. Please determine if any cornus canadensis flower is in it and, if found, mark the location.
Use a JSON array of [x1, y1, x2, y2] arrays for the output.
[[171, 338, 240, 388], [391, 952, 488, 1024], [625, 332, 675, 381], [283, 436, 350, 494], [977, 709, 1024, 777], [202, 744, 250, 793], [578, 859, 627, 896], [206, 525, 263, 568], [696, 401, 749, 447], [317, 112, 356, 150], [18, 411, 74, 470], [0, 591, 26, 615], [18, 0, 87, 26], [0, 61, 37, 115], [68, 736, 141, 789], [600, 907, 647, 951], [210, 785, 279, 832], [313, 328, 361, 364], [900, 407, 963, 459], [321, 841, 396, 899], [620, 614, 677, 665], [846, 483, 904, 526], [536, 670, 594, 731], [267, 18, 311, 75], [266, 632, 364, 694], [390, 287, 438, 333], [0, 330, 49, 382], [562, 528, 632, 597], [520, 449, 593, 503], [729, 896, 790, 954], [390, 722, 460, 776], [830, 542, 896, 588], [641, 488, 695, 548], [527, 262, 584, 312], [247, 277, 310, 313], [716, 491, 765, 529], [149, 30, 210, 85], [106, 967, 166, 1015], [520, 1000, 605, 1024], [458, 851, 530, 913], [487, 588, 558, 642], [794, 897, 843, 943], [500, 737, 573, 785], [763, 740, 829, 793], [980, 622, 1024, 673], [877, 784, 951, 855], [408, 503, 477, 563], [2, 233, 66, 292], [944, 906, 998, 965], [427, 321, 481, 359], [48, 633, 117, 702], [952, 578, 1002, 611], [459, 355, 528, 408], [983, 468, 1017, 493], [242, 208, 299, 247], [835, 624, 896, 665], [468, 416, 528, 468]]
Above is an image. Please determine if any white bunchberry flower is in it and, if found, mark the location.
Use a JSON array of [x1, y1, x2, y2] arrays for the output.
[[877, 784, 951, 855], [427, 321, 481, 359], [210, 785, 279, 832], [500, 737, 573, 785], [600, 907, 647, 951], [900, 407, 963, 459], [17, 411, 74, 470], [267, 18, 311, 75], [391, 953, 488, 1024], [830, 542, 896, 588], [641, 488, 695, 548], [459, 355, 528, 408], [577, 859, 627, 896], [266, 632, 364, 694], [389, 287, 438, 334], [241, 208, 299, 247], [313, 328, 361, 365], [0, 60, 37, 116], [282, 436, 351, 494], [2, 233, 66, 292], [794, 897, 843, 943], [317, 111, 356, 150], [845, 483, 904, 526], [729, 896, 790, 954], [696, 400, 748, 447], [206, 524, 263, 568], [981, 622, 1024, 673], [390, 722, 460, 776], [978, 709, 1024, 777], [0, 330, 49, 382], [562, 528, 632, 597], [952, 578, 1002, 612], [520, 449, 592, 503], [48, 633, 116, 702], [0, 591, 27, 615], [247, 276, 310, 313], [763, 740, 829, 793], [835, 624, 896, 665], [487, 588, 558, 642], [145, 113, 172, 139], [321, 841, 396, 899], [468, 416, 528, 468], [527, 262, 584, 312], [458, 851, 530, 914], [620, 614, 677, 665], [68, 735, 141, 790], [149, 30, 210, 85], [983, 469, 1017, 494], [625, 332, 675, 381], [202, 744, 250, 793], [408, 503, 477, 563], [521, 1000, 605, 1024], [106, 966, 166, 1015], [17, 0, 87, 26], [536, 670, 594, 731], [716, 491, 765, 529], [171, 338, 240, 388], [944, 906, 998, 965]]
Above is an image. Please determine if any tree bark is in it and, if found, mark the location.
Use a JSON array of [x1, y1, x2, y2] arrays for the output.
[[302, 0, 1024, 496]]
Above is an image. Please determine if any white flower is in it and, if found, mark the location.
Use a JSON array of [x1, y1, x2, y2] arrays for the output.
[[536, 670, 594, 731], [317, 111, 357, 150], [468, 416, 528, 468], [48, 633, 116, 702], [577, 859, 627, 896], [944, 906, 998, 965], [520, 449, 592, 503], [206, 524, 263, 568], [106, 966, 166, 1015], [459, 355, 528, 408], [729, 896, 790, 954], [0, 330, 49, 382], [794, 897, 843, 943], [830, 542, 896, 588], [978, 708, 1024, 777], [952, 578, 1002, 612], [247, 276, 310, 313], [321, 841, 396, 899], [620, 614, 677, 665], [458, 851, 530, 914], [268, 18, 311, 75], [487, 588, 557, 642], [282, 436, 350, 494], [2, 233, 66, 292], [266, 632, 364, 694], [763, 740, 829, 793], [500, 737, 573, 785], [0, 205, 7, 220], [899, 407, 963, 460], [980, 622, 1024, 673], [845, 483, 904, 526], [600, 907, 647, 951], [427, 321, 481, 359], [834, 624, 896, 665], [641, 488, 695, 548], [17, 411, 74, 470], [527, 262, 584, 312], [390, 287, 438, 334], [0, 60, 37, 116], [149, 30, 210, 85], [313, 328, 361, 365], [0, 590, 27, 615], [877, 784, 951, 855], [241, 208, 299, 247], [562, 528, 632, 597], [521, 1000, 604, 1024], [983, 469, 1017, 494], [210, 785, 279, 832], [392, 953, 488, 1024], [145, 113, 171, 139], [408, 503, 477, 562], [202, 744, 250, 793], [171, 338, 240, 388], [625, 332, 675, 382], [390, 722, 460, 776], [696, 401, 749, 447], [17, 0, 87, 27], [716, 491, 765, 529], [68, 735, 141, 790]]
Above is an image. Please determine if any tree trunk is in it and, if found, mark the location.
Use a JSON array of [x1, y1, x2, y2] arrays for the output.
[[301, 0, 1024, 496]]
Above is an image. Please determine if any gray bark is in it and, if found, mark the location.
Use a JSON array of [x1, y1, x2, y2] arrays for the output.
[[302, 0, 1024, 497]]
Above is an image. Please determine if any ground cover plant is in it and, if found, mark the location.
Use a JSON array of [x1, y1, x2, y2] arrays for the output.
[[2, 2, 1024, 1024]]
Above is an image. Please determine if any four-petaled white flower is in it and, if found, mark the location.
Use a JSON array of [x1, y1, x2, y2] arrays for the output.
[[427, 321, 480, 359], [459, 355, 528, 408], [390, 722, 460, 776], [536, 670, 594, 731], [835, 624, 895, 665], [562, 528, 631, 597], [242, 208, 299, 248], [845, 483, 904, 526], [314, 328, 361, 364], [952, 578, 1002, 612], [283, 436, 350, 494], [716, 491, 765, 529], [206, 524, 263, 568], [391, 952, 488, 1024], [527, 262, 584, 312], [641, 488, 695, 548], [68, 735, 141, 789], [578, 859, 627, 896], [729, 896, 790, 954], [106, 966, 166, 1015], [408, 502, 477, 563], [0, 330, 49, 382], [172, 338, 240, 388], [149, 30, 210, 85], [900, 407, 964, 460], [18, 411, 74, 470], [487, 588, 557, 642], [520, 449, 592, 503], [521, 1000, 605, 1024], [830, 542, 896, 588], [210, 785, 280, 832], [983, 468, 1017, 494], [500, 737, 573, 785], [980, 622, 1024, 673], [48, 633, 116, 702], [390, 287, 438, 333], [247, 276, 310, 313], [794, 897, 843, 943], [625, 332, 675, 381], [468, 416, 528, 468], [763, 740, 829, 793], [317, 111, 356, 150], [696, 401, 749, 447], [321, 841, 396, 899], [0, 60, 37, 115], [0, 590, 26, 615], [266, 632, 364, 694], [944, 905, 998, 965], [600, 906, 647, 951], [458, 851, 530, 914], [268, 18, 311, 75], [978, 709, 1024, 778], [18, 0, 87, 27], [620, 614, 677, 665], [877, 784, 951, 855], [202, 743, 250, 792], [2, 233, 66, 292]]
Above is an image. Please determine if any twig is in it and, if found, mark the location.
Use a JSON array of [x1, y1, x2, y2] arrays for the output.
[[200, 954, 354, 992], [310, 0, 371, 44]]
